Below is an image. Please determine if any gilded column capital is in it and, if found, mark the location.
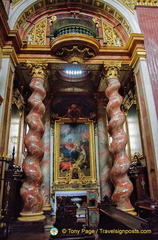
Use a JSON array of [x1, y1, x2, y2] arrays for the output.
[[104, 62, 122, 79], [27, 62, 49, 80]]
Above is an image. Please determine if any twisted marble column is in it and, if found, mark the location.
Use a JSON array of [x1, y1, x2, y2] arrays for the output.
[[41, 101, 51, 212], [105, 62, 134, 212], [18, 63, 48, 221], [96, 96, 112, 199]]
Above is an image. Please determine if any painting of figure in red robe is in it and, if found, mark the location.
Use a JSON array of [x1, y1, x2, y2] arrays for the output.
[[59, 123, 90, 177]]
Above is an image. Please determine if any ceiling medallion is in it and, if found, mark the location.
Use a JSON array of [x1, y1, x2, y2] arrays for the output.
[[55, 45, 95, 64]]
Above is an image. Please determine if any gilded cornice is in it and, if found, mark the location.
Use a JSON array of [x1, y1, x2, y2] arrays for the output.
[[8, 30, 22, 52], [130, 46, 146, 69], [17, 33, 145, 66], [127, 33, 146, 68], [134, 0, 158, 6], [2, 46, 19, 66]]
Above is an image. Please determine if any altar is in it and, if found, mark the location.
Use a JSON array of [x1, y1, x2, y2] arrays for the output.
[[53, 190, 99, 228], [53, 190, 87, 213]]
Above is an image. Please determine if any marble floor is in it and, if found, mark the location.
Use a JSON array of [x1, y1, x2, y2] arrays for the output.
[[4, 214, 94, 240], [7, 232, 51, 240], [2, 215, 55, 240]]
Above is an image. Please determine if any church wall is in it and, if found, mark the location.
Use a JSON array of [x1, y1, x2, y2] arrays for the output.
[[134, 61, 158, 199], [0, 58, 15, 155], [136, 6, 158, 118]]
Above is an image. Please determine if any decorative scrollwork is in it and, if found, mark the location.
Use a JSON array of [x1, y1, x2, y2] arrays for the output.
[[102, 21, 123, 46], [27, 18, 47, 45]]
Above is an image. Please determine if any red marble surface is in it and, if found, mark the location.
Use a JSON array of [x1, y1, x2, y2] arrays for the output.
[[105, 77, 133, 210], [20, 77, 46, 214], [136, 6, 158, 117], [97, 98, 112, 198]]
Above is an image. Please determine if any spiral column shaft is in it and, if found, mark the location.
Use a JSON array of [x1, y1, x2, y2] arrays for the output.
[[96, 96, 112, 199], [105, 63, 134, 212], [18, 63, 48, 221]]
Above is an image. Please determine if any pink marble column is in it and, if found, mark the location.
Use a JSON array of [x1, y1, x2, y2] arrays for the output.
[[105, 62, 134, 212], [41, 100, 51, 211], [18, 63, 48, 221], [96, 95, 112, 199]]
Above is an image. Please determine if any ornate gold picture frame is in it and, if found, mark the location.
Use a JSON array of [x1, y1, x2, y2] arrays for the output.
[[53, 118, 96, 187]]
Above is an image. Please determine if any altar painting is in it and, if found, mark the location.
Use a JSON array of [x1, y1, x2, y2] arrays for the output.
[[54, 118, 96, 182]]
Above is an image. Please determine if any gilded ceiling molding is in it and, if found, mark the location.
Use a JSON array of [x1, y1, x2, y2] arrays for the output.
[[13, 0, 133, 37], [12, 0, 158, 9]]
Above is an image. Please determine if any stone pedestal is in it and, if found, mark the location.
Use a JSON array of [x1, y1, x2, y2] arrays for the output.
[[12, 218, 47, 233]]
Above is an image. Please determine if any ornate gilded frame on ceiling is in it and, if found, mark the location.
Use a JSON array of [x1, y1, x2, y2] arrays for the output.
[[53, 118, 97, 190]]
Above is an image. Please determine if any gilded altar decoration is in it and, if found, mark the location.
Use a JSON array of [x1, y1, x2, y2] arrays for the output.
[[49, 15, 57, 25], [104, 62, 122, 78], [105, 63, 134, 212], [121, 90, 137, 114], [53, 118, 97, 190], [27, 62, 48, 79], [27, 18, 47, 45], [12, 88, 25, 111], [102, 21, 123, 46], [55, 46, 95, 64]]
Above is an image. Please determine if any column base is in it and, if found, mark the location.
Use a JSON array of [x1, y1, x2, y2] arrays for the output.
[[18, 212, 46, 222], [12, 218, 47, 234], [42, 204, 52, 211], [43, 204, 52, 216], [118, 207, 137, 215]]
